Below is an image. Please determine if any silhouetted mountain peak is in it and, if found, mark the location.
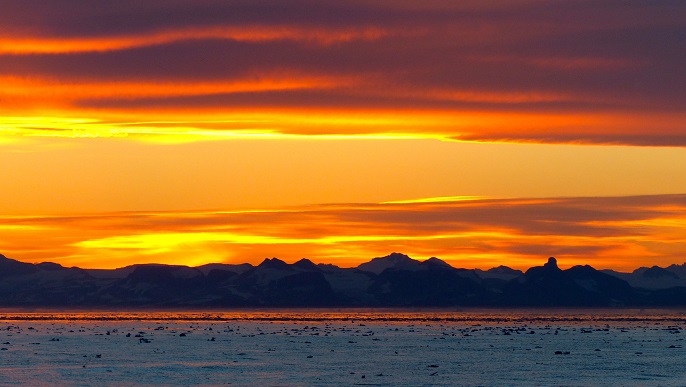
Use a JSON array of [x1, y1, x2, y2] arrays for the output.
[[524, 257, 561, 277], [640, 266, 680, 279], [127, 265, 203, 282], [357, 253, 421, 274], [316, 263, 343, 273], [293, 258, 320, 271], [386, 252, 413, 262], [487, 266, 523, 276], [36, 262, 66, 271], [0, 254, 17, 264], [476, 265, 523, 281], [544, 257, 559, 270], [0, 254, 39, 277], [2, 250, 686, 308], [196, 262, 253, 276], [258, 257, 291, 270], [422, 257, 453, 269], [665, 263, 686, 278]]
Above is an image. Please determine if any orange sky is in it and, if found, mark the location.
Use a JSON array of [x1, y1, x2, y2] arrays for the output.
[[2, 195, 686, 272], [0, 195, 686, 270], [1, 1, 685, 271]]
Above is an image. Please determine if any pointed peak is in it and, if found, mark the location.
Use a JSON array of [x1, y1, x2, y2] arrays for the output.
[[544, 257, 559, 269], [258, 257, 290, 270], [259, 257, 283, 264]]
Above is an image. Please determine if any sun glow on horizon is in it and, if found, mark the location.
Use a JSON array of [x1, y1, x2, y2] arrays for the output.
[[1, 195, 684, 272]]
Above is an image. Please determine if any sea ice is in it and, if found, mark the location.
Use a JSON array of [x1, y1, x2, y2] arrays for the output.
[[0, 310, 685, 386]]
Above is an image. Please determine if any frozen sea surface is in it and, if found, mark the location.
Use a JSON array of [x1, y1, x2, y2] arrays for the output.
[[1, 309, 686, 386]]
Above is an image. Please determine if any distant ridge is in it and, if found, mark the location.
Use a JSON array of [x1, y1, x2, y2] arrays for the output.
[[1, 252, 686, 307], [357, 252, 422, 274]]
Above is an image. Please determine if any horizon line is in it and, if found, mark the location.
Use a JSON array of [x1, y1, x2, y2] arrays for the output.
[[4, 251, 684, 275]]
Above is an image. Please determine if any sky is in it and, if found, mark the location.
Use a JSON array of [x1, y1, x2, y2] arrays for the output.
[[1, 0, 685, 271]]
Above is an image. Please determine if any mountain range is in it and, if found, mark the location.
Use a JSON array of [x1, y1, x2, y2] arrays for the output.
[[1, 252, 686, 308]]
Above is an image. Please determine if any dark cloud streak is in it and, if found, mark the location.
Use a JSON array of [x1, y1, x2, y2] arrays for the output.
[[2, 1, 685, 145]]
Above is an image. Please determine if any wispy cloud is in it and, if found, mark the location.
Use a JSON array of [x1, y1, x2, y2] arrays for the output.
[[0, 25, 396, 55]]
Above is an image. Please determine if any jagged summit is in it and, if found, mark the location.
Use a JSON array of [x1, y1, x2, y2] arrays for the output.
[[258, 257, 290, 270], [633, 265, 680, 278], [383, 252, 414, 262], [357, 252, 422, 274], [1, 252, 686, 307], [357, 253, 457, 275]]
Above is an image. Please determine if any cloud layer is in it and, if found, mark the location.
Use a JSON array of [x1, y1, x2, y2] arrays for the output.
[[3, 194, 685, 271], [1, 1, 685, 145]]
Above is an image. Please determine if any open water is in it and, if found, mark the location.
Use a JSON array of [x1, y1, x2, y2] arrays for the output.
[[1, 309, 685, 386]]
